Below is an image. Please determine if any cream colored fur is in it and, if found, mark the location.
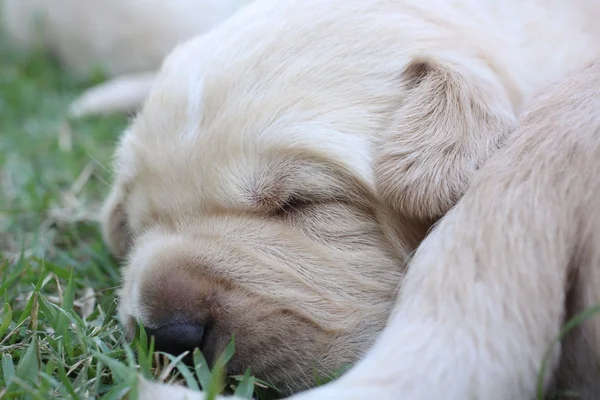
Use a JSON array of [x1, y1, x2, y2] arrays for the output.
[[136, 56, 600, 400], [0, 0, 250, 116], [99, 0, 600, 398], [292, 59, 600, 400]]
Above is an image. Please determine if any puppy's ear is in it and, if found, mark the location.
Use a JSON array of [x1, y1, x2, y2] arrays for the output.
[[101, 132, 139, 259], [375, 56, 516, 220], [101, 182, 132, 259]]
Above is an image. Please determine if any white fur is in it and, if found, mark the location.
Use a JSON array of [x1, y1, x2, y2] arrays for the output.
[[97, 0, 600, 398]]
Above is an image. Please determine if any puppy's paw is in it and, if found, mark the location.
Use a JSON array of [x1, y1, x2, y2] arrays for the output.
[[68, 72, 156, 118], [375, 57, 516, 220], [137, 376, 234, 400], [288, 380, 395, 400]]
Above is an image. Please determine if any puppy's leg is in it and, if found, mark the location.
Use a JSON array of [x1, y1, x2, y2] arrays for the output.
[[291, 61, 600, 399], [68, 72, 156, 118], [375, 56, 516, 220]]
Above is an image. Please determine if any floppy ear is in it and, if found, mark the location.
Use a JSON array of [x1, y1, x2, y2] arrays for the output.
[[100, 132, 139, 259], [375, 56, 517, 220], [101, 181, 132, 259]]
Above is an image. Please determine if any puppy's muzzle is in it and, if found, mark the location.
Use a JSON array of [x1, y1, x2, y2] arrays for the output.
[[145, 323, 205, 361]]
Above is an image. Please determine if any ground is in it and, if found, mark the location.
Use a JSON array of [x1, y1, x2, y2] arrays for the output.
[[0, 37, 281, 400]]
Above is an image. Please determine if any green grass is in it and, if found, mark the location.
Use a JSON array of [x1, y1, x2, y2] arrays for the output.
[[0, 37, 284, 399]]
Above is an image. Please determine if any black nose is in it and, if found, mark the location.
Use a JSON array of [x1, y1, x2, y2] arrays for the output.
[[145, 323, 205, 359]]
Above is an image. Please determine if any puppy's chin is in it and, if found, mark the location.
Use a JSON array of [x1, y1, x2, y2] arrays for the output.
[[117, 226, 393, 394]]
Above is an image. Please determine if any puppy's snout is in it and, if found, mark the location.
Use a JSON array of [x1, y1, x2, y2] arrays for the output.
[[145, 323, 205, 358], [137, 262, 215, 361]]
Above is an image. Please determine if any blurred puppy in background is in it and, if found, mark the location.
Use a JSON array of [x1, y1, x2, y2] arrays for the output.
[[0, 0, 251, 116]]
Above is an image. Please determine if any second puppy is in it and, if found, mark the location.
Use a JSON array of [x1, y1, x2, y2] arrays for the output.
[[1, 0, 251, 116]]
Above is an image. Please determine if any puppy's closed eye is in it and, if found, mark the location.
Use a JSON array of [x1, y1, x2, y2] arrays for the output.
[[277, 195, 314, 215]]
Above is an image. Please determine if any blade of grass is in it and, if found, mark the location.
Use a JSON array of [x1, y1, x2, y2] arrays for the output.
[[14, 335, 39, 388], [16, 265, 47, 325], [193, 348, 213, 390], [536, 305, 600, 399], [0, 303, 13, 338], [233, 368, 255, 399], [212, 336, 235, 374], [161, 353, 200, 392], [2, 353, 16, 387], [56, 358, 79, 399]]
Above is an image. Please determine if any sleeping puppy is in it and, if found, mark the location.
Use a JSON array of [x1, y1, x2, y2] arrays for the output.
[[100, 0, 600, 397], [137, 54, 600, 400], [0, 0, 251, 116]]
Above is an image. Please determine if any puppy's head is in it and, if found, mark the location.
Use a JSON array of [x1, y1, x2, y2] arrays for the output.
[[103, 113, 428, 392], [100, 46, 435, 392]]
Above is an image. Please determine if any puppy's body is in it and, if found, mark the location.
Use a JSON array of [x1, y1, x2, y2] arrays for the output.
[[100, 0, 600, 398], [1, 0, 249, 76]]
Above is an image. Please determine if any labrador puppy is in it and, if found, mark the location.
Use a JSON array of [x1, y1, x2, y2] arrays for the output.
[[0, 0, 251, 116], [138, 53, 600, 400], [100, 0, 600, 397]]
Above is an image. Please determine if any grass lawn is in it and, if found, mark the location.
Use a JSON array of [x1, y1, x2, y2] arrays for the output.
[[0, 36, 285, 399]]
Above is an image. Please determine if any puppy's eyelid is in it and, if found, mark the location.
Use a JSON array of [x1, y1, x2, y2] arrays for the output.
[[278, 195, 312, 214]]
